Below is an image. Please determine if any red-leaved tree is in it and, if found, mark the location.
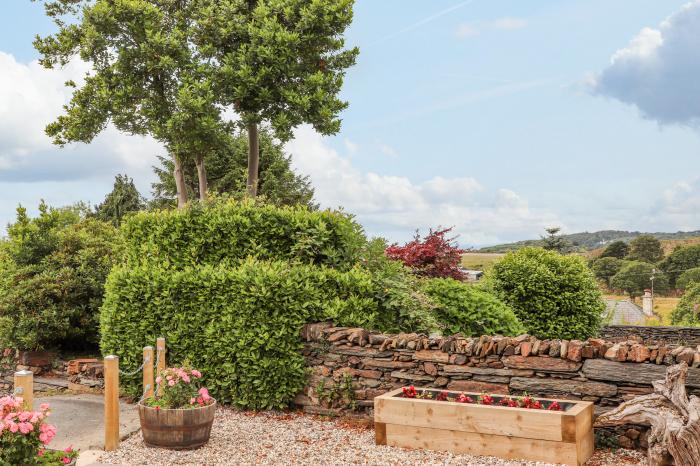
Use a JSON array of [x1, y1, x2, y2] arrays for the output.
[[385, 227, 467, 280]]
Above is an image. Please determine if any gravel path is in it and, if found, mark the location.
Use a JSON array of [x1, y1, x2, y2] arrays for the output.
[[99, 408, 647, 466]]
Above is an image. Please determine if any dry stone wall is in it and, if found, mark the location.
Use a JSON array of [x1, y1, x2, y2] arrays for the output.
[[600, 325, 700, 346], [298, 322, 700, 449]]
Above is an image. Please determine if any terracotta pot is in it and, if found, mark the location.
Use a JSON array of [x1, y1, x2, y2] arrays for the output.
[[138, 400, 216, 450]]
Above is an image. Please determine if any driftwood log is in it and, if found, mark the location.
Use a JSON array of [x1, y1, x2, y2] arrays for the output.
[[595, 362, 700, 465]]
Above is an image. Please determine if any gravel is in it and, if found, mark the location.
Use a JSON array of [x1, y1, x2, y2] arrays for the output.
[[99, 408, 647, 466]]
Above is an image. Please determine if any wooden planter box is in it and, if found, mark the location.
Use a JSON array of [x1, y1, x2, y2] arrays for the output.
[[374, 387, 594, 466]]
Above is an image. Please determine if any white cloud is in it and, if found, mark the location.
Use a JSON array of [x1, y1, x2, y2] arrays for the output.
[[378, 143, 399, 158], [455, 24, 480, 38], [640, 179, 700, 231], [590, 1, 700, 126], [286, 126, 559, 246], [492, 17, 528, 30]]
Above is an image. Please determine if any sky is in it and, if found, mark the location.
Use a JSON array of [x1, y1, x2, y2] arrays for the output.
[[1, 0, 700, 247]]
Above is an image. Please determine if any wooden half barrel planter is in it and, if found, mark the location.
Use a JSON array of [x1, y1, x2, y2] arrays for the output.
[[374, 388, 593, 466], [138, 400, 216, 449]]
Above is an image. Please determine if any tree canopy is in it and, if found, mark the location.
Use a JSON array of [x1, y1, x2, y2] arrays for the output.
[[591, 256, 627, 287], [151, 129, 314, 208], [600, 240, 629, 259], [610, 261, 669, 298], [627, 235, 664, 263], [95, 174, 145, 226], [659, 244, 700, 288]]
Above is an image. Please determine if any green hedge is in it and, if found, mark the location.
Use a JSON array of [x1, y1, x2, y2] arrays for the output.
[[487, 247, 604, 340], [671, 282, 700, 326], [120, 200, 365, 270], [100, 259, 380, 409], [422, 278, 524, 336]]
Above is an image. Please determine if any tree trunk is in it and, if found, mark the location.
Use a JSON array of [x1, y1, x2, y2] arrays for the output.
[[595, 362, 700, 466], [173, 154, 188, 208], [246, 121, 259, 197], [195, 155, 208, 201]]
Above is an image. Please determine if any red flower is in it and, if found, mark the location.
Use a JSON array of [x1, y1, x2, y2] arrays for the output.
[[519, 395, 534, 408], [456, 393, 474, 403], [530, 400, 543, 409], [402, 386, 417, 398], [479, 394, 494, 405], [436, 391, 449, 402], [548, 401, 562, 411]]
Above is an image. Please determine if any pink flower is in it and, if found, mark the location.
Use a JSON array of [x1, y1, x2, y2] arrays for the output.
[[40, 403, 50, 411], [168, 380, 175, 387], [64, 446, 73, 453], [155, 376, 162, 384], [190, 398, 196, 404], [62, 456, 71, 464], [191, 370, 201, 378]]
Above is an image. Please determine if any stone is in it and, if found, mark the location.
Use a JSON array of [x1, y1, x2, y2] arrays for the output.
[[617, 435, 633, 449], [332, 347, 392, 358], [434, 376, 449, 387], [450, 354, 467, 365], [442, 365, 532, 377], [656, 346, 669, 364], [604, 344, 627, 362], [581, 345, 596, 359], [520, 342, 532, 357], [628, 344, 650, 363], [676, 348, 696, 365], [67, 358, 99, 376], [583, 358, 700, 387], [559, 340, 569, 359], [509, 377, 617, 397], [473, 375, 510, 384], [446, 380, 509, 394], [413, 350, 450, 363], [361, 378, 382, 388], [531, 340, 541, 356], [369, 334, 388, 346], [503, 345, 516, 356], [423, 362, 438, 376], [18, 351, 56, 368], [549, 341, 561, 358], [390, 371, 434, 382], [539, 341, 550, 355], [362, 359, 416, 370], [353, 369, 382, 379], [567, 340, 583, 362], [328, 330, 351, 342], [503, 355, 582, 373]]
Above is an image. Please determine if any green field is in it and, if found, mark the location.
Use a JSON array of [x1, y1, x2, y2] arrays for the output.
[[461, 253, 504, 272]]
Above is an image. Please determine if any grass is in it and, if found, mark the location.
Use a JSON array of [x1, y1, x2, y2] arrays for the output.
[[461, 253, 504, 272]]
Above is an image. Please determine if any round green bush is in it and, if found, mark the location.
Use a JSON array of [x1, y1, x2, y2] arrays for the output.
[[487, 247, 604, 340], [677, 267, 700, 291], [671, 282, 700, 326], [422, 278, 524, 336]]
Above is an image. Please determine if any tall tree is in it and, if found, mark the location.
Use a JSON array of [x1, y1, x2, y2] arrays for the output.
[[541, 227, 571, 253], [194, 0, 359, 197], [34, 0, 223, 207], [95, 174, 145, 226], [628, 234, 664, 263], [600, 240, 630, 259], [151, 129, 315, 208]]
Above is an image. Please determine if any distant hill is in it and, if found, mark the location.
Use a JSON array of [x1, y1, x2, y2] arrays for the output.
[[479, 230, 700, 253]]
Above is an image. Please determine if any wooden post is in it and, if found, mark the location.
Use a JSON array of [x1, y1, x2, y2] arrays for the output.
[[104, 355, 119, 451], [156, 337, 166, 396], [143, 346, 154, 399], [13, 370, 33, 409]]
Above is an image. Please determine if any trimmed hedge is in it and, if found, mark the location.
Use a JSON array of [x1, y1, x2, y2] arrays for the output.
[[120, 200, 365, 270], [487, 247, 604, 340], [101, 259, 377, 409], [422, 278, 524, 336]]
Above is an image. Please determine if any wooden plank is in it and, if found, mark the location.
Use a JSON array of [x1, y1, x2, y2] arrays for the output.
[[384, 424, 581, 465], [104, 355, 120, 451], [375, 394, 565, 442], [375, 422, 387, 445]]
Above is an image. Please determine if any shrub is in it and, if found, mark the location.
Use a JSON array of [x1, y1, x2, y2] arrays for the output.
[[0, 396, 57, 465], [385, 227, 466, 280], [0, 204, 118, 350], [487, 247, 604, 340], [146, 365, 213, 409], [677, 267, 700, 291], [610, 261, 669, 298], [120, 199, 365, 271], [422, 278, 524, 336], [101, 259, 383, 409], [671, 282, 700, 326]]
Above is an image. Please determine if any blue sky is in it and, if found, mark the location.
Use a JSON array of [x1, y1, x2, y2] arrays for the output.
[[1, 0, 699, 246]]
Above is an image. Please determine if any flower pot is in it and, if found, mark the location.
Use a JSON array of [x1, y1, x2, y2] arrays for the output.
[[138, 400, 216, 450], [375, 388, 593, 466]]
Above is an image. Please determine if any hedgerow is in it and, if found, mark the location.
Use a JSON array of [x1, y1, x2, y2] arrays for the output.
[[101, 259, 377, 409]]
